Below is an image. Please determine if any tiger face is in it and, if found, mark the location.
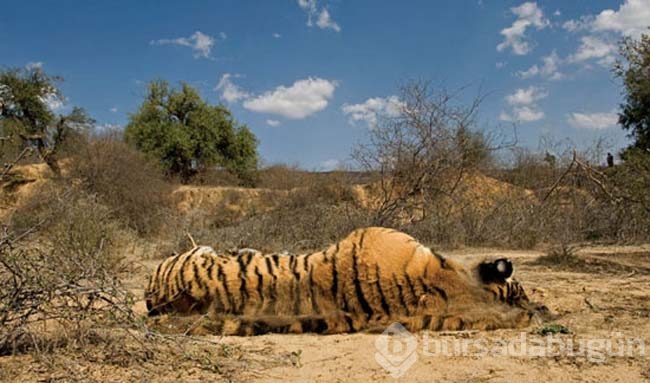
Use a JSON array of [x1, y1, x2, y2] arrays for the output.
[[477, 258, 529, 305], [145, 227, 549, 335]]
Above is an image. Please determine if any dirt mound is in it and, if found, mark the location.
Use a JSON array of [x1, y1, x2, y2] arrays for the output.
[[350, 172, 536, 217], [0, 162, 59, 222], [2, 163, 537, 225], [454, 171, 536, 210], [172, 185, 289, 220]]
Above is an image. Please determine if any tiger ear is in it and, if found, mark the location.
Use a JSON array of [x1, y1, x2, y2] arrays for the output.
[[478, 258, 514, 283], [495, 258, 514, 279]]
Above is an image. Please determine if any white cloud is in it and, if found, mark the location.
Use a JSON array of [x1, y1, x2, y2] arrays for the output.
[[316, 9, 341, 32], [567, 36, 617, 66], [562, 1, 649, 69], [298, 0, 316, 12], [500, 106, 545, 122], [40, 92, 64, 111], [517, 50, 564, 80], [501, 86, 547, 122], [297, 0, 341, 32], [266, 119, 281, 127], [215, 73, 250, 103], [562, 16, 594, 32], [567, 111, 618, 129], [591, 0, 650, 37], [319, 159, 340, 171], [95, 123, 122, 133], [505, 86, 548, 106], [342, 96, 404, 128], [26, 61, 43, 70], [273, 32, 282, 38], [109, 107, 118, 113], [497, 2, 549, 55], [151, 31, 219, 58], [496, 61, 506, 69], [243, 77, 338, 119]]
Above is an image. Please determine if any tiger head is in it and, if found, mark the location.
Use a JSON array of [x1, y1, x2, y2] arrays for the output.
[[476, 258, 550, 315]]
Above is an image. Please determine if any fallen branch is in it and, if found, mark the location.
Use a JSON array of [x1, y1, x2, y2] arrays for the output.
[[438, 330, 479, 337], [0, 147, 32, 182], [541, 150, 576, 204]]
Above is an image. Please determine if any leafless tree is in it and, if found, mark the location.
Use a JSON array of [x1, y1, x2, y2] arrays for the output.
[[352, 81, 512, 225]]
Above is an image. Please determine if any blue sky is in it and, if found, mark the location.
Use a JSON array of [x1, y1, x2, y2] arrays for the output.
[[2, 0, 649, 169]]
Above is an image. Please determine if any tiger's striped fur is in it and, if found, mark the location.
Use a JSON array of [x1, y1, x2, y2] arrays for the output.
[[145, 227, 548, 335]]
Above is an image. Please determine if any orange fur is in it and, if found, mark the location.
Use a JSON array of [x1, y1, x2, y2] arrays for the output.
[[145, 227, 547, 335]]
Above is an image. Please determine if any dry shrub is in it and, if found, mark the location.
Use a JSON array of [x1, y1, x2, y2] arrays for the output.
[[1, 187, 136, 355], [183, 174, 372, 252], [536, 244, 580, 267], [212, 202, 372, 252], [68, 135, 173, 237], [256, 164, 311, 190], [0, 163, 288, 381], [157, 167, 373, 253], [196, 167, 246, 186], [530, 245, 650, 275], [402, 189, 538, 249], [0, 328, 293, 382], [487, 145, 650, 247]]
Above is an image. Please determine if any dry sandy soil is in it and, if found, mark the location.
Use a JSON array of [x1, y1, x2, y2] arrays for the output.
[[1, 244, 649, 382], [121, 245, 649, 383], [1, 165, 648, 382]]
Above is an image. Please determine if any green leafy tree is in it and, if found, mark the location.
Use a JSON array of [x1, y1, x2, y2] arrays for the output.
[[615, 33, 650, 155], [125, 80, 258, 183], [0, 67, 93, 175]]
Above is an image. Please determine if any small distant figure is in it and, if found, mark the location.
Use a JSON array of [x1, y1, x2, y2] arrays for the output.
[[544, 151, 556, 168], [606, 152, 614, 168]]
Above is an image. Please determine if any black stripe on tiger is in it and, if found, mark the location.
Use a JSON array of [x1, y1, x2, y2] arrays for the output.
[[209, 258, 225, 311], [404, 274, 418, 307], [217, 263, 236, 313], [193, 262, 204, 292], [418, 276, 448, 302], [144, 227, 546, 335], [308, 265, 320, 314], [264, 255, 279, 314], [351, 243, 373, 318], [393, 274, 410, 315], [375, 264, 391, 316], [146, 261, 165, 314], [175, 251, 195, 297], [422, 314, 433, 330], [291, 254, 301, 315], [160, 253, 182, 303], [433, 251, 449, 269], [236, 252, 254, 313], [358, 228, 366, 249], [303, 253, 313, 272], [254, 266, 265, 310], [271, 254, 280, 268], [330, 248, 339, 305]]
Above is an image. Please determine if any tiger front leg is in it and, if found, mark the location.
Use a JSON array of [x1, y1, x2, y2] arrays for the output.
[[439, 308, 539, 331], [204, 311, 365, 335]]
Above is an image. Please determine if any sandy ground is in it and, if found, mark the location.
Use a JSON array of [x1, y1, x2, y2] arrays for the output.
[[125, 245, 650, 383], [2, 245, 649, 382]]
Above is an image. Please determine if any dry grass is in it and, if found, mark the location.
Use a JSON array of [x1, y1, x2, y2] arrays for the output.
[[69, 135, 173, 237], [2, 133, 650, 381]]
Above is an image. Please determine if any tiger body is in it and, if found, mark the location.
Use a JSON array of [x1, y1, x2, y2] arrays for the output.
[[145, 227, 546, 335]]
